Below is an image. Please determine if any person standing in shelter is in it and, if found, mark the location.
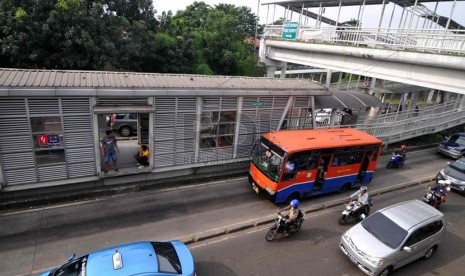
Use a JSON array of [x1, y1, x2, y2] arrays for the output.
[[101, 129, 119, 173]]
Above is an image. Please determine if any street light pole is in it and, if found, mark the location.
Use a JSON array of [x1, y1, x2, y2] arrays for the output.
[[254, 0, 260, 53]]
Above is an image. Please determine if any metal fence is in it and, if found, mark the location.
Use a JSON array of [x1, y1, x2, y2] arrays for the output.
[[263, 25, 465, 55]]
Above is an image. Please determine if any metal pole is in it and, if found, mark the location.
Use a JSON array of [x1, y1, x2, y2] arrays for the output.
[[440, 0, 457, 52], [408, 0, 419, 30], [398, 5, 405, 29], [254, 0, 260, 53], [299, 3, 304, 25], [316, 2, 322, 27], [429, 1, 439, 29], [272, 4, 275, 24], [445, 0, 457, 30], [336, 0, 342, 25], [387, 3, 396, 32], [266, 4, 269, 25], [376, 0, 387, 42]]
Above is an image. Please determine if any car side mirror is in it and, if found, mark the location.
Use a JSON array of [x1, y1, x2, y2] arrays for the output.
[[402, 246, 412, 253], [66, 254, 75, 262]]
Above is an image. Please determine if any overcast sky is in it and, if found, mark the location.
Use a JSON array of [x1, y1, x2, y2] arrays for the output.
[[153, 1, 465, 27]]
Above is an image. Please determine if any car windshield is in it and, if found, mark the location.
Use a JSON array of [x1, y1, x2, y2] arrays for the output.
[[448, 134, 465, 146], [151, 242, 182, 274], [52, 256, 88, 276], [251, 137, 285, 182], [450, 158, 465, 173], [361, 212, 408, 249]]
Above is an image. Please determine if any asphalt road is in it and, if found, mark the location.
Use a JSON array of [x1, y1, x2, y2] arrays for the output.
[[0, 149, 457, 276], [190, 185, 465, 276]]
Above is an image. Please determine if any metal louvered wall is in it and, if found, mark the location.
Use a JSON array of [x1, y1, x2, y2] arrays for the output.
[[154, 97, 197, 168], [237, 97, 290, 158], [0, 99, 36, 185], [62, 98, 95, 178], [0, 97, 94, 187]]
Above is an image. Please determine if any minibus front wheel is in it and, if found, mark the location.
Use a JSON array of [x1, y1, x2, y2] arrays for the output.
[[338, 183, 350, 194]]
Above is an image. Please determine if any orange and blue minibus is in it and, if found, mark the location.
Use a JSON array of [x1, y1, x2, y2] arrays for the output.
[[249, 128, 383, 204]]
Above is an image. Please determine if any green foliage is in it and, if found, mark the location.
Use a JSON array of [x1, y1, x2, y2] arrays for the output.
[[0, 0, 263, 76], [14, 7, 26, 19]]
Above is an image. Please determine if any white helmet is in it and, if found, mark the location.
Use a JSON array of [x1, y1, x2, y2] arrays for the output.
[[444, 180, 451, 185], [438, 180, 446, 186], [360, 186, 368, 192]]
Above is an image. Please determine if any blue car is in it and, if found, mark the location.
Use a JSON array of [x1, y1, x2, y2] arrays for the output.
[[38, 241, 196, 276], [437, 133, 465, 159]]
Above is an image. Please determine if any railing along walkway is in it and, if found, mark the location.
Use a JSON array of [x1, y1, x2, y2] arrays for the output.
[[263, 25, 465, 55], [356, 100, 465, 144]]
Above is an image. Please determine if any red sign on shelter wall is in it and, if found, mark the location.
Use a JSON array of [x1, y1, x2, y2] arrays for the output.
[[38, 135, 48, 146]]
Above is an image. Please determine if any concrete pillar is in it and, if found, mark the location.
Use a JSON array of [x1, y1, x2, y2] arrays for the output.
[[266, 66, 277, 78], [325, 70, 332, 89], [330, 108, 338, 126], [426, 89, 435, 104], [280, 62, 287, 79], [368, 77, 376, 96]]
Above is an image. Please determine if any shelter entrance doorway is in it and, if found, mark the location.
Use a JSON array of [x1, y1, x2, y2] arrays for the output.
[[97, 113, 150, 174]]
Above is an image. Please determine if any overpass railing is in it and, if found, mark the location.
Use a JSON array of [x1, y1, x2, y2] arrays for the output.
[[263, 25, 465, 55], [356, 100, 465, 144]]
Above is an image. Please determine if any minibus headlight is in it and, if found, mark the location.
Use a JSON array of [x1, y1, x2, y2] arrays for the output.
[[265, 187, 276, 195], [366, 256, 385, 267]]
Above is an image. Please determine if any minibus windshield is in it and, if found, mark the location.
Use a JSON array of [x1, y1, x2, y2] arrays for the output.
[[252, 137, 286, 182]]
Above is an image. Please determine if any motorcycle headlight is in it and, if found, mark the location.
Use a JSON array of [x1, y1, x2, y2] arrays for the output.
[[366, 256, 385, 267], [439, 170, 445, 177]]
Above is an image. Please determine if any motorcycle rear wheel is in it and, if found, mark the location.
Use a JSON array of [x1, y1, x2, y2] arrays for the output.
[[338, 215, 348, 225], [266, 228, 278, 242]]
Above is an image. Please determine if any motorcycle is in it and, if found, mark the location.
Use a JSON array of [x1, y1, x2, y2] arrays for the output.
[[265, 210, 305, 242], [386, 153, 407, 169], [338, 197, 373, 225], [423, 182, 450, 208]]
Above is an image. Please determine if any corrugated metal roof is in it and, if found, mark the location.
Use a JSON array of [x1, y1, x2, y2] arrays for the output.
[[0, 68, 327, 91]]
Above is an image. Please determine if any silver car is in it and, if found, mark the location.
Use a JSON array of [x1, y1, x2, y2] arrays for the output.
[[339, 199, 445, 276]]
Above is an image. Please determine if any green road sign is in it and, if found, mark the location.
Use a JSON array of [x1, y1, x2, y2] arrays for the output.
[[252, 101, 265, 107], [282, 21, 298, 40]]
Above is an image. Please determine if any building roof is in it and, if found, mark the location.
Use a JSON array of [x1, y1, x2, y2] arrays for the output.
[[0, 68, 327, 92]]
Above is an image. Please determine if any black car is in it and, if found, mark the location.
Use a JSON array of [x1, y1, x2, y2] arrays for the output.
[[437, 157, 465, 194]]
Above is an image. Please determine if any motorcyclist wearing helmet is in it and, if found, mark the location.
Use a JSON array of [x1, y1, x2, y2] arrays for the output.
[[348, 186, 370, 216], [278, 199, 301, 225], [393, 144, 407, 160], [431, 180, 450, 204]]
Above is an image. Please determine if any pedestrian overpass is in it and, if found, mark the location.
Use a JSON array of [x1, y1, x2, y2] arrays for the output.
[[259, 0, 465, 143]]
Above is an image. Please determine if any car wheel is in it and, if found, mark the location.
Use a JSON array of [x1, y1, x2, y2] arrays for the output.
[[120, 126, 132, 137], [424, 246, 436, 259], [378, 267, 392, 276]]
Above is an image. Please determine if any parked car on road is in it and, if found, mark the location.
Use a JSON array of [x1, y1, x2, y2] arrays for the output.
[[38, 240, 196, 276], [110, 113, 138, 137], [437, 132, 465, 159], [340, 199, 445, 276], [437, 157, 465, 194]]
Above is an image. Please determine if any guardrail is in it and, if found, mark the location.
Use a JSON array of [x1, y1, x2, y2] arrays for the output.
[[263, 25, 465, 55]]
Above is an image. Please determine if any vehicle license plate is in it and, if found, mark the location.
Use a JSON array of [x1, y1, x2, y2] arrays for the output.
[[252, 183, 259, 194]]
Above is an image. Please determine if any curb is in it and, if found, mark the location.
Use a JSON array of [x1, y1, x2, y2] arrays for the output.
[[180, 175, 437, 245]]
